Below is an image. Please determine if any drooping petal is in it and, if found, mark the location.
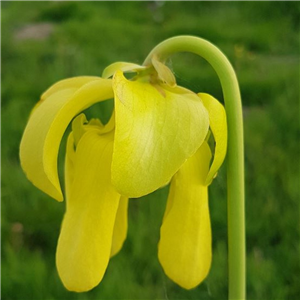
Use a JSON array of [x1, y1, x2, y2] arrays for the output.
[[102, 62, 146, 79], [32, 77, 100, 113], [111, 196, 129, 257], [112, 71, 209, 198], [64, 132, 76, 203], [41, 77, 100, 102], [198, 93, 227, 185], [67, 114, 127, 258], [62, 117, 120, 289], [20, 78, 113, 201], [56, 130, 120, 292], [158, 141, 212, 290]]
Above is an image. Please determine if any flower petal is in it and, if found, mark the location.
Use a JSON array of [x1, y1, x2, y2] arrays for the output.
[[64, 132, 76, 202], [111, 196, 129, 257], [112, 71, 209, 197], [158, 141, 212, 290], [67, 115, 126, 258], [20, 78, 113, 201], [41, 77, 100, 102], [198, 93, 227, 185], [56, 130, 120, 292]]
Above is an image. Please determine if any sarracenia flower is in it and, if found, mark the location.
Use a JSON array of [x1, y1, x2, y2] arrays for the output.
[[20, 57, 227, 292]]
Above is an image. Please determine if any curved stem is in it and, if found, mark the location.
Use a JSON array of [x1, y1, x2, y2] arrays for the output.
[[144, 36, 245, 300]]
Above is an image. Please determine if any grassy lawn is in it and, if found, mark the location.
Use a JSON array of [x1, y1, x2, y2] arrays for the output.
[[1, 1, 299, 300]]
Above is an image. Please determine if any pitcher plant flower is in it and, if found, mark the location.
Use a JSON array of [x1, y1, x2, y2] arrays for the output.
[[20, 36, 245, 299]]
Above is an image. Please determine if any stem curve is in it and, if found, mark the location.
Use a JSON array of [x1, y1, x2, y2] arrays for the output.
[[144, 36, 245, 300]]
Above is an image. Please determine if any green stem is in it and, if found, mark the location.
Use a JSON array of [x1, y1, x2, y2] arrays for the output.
[[144, 36, 245, 300]]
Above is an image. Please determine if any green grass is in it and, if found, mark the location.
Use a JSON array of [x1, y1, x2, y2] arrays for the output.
[[1, 1, 300, 300]]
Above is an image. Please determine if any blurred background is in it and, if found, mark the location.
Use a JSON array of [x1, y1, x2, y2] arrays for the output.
[[1, 1, 299, 300]]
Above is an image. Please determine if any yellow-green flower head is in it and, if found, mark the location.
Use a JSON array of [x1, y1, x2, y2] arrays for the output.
[[20, 56, 227, 292]]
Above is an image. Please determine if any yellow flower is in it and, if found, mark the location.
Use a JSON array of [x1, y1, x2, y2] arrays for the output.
[[20, 59, 227, 292]]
